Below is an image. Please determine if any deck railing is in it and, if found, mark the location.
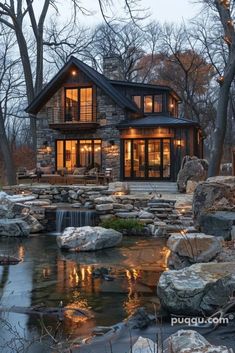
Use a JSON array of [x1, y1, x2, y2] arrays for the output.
[[46, 107, 97, 124]]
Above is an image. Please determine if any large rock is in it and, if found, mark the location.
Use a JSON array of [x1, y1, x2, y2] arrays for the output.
[[157, 262, 235, 315], [177, 156, 208, 193], [24, 215, 44, 233], [199, 211, 235, 240], [0, 219, 30, 237], [130, 337, 157, 353], [164, 330, 233, 353], [167, 233, 223, 269], [193, 176, 235, 226], [57, 226, 122, 251]]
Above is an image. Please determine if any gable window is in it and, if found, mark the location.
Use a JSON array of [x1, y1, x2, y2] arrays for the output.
[[144, 94, 163, 113], [65, 87, 93, 122], [132, 95, 141, 109]]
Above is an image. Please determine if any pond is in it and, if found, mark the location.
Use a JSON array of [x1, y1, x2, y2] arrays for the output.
[[0, 234, 168, 352]]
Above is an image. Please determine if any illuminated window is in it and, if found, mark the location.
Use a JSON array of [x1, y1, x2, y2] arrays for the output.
[[80, 88, 92, 121], [57, 141, 64, 169], [144, 94, 163, 113], [132, 96, 141, 109], [56, 140, 101, 171], [65, 87, 93, 122], [144, 96, 153, 113], [65, 89, 78, 122], [154, 95, 163, 113]]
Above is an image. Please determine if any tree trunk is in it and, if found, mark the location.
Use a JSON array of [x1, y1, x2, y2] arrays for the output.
[[0, 106, 16, 185], [208, 63, 235, 176], [14, 23, 37, 150]]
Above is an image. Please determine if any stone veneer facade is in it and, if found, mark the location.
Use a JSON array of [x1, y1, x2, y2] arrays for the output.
[[36, 86, 126, 180]]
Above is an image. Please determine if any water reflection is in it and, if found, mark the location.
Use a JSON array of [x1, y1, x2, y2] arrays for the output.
[[0, 235, 168, 352]]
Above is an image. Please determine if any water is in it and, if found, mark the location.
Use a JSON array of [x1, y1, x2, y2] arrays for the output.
[[56, 208, 97, 233], [0, 235, 168, 352]]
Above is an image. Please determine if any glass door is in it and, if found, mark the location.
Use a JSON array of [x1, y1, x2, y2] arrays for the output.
[[148, 140, 161, 178], [133, 140, 145, 178], [123, 138, 171, 180], [163, 139, 171, 178]]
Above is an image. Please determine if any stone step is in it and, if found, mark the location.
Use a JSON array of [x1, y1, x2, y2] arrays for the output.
[[126, 182, 178, 194]]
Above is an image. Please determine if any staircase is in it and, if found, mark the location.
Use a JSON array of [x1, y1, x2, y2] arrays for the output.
[[126, 181, 178, 194]]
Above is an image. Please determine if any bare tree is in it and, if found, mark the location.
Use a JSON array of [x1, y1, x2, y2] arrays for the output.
[[0, 28, 25, 185], [194, 0, 235, 176]]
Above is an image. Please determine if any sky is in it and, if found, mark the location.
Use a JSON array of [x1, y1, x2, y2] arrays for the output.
[[41, 0, 202, 26]]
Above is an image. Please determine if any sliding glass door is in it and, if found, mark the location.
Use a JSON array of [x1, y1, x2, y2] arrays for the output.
[[123, 139, 171, 180]]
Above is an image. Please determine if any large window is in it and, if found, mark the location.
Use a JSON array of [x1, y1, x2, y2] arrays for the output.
[[144, 94, 163, 113], [56, 140, 101, 171], [65, 87, 93, 122]]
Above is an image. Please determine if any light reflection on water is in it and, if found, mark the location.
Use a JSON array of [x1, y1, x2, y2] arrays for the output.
[[0, 235, 168, 352]]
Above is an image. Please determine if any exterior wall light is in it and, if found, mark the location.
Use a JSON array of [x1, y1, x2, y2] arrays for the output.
[[175, 139, 182, 147], [71, 70, 77, 76]]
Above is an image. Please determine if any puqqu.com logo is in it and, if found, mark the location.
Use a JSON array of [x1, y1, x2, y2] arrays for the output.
[[171, 314, 234, 326]]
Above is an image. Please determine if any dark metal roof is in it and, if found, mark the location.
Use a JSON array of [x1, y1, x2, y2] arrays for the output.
[[118, 115, 199, 128], [26, 56, 138, 114], [110, 80, 181, 101]]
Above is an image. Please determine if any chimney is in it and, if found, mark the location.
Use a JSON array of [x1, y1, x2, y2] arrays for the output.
[[103, 54, 125, 81]]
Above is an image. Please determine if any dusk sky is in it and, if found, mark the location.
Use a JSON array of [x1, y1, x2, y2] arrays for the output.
[[34, 0, 202, 26]]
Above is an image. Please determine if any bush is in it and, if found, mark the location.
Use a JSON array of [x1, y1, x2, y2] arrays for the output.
[[100, 217, 144, 233]]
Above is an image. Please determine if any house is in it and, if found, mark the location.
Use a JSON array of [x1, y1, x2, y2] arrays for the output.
[[26, 55, 203, 181]]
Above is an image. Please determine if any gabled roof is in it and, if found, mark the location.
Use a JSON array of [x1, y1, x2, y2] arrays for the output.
[[118, 115, 198, 128], [26, 56, 139, 114]]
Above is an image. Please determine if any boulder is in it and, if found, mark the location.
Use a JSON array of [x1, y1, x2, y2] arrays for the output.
[[167, 233, 223, 269], [186, 180, 198, 194], [193, 176, 235, 226], [108, 181, 129, 195], [130, 337, 157, 353], [157, 262, 235, 315], [199, 211, 235, 240], [24, 215, 44, 233], [57, 226, 122, 251], [177, 156, 208, 193], [165, 330, 233, 353], [0, 219, 30, 237]]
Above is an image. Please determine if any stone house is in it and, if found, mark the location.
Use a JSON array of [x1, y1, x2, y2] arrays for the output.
[[26, 55, 203, 181]]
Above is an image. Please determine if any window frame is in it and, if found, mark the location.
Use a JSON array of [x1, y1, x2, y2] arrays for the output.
[[144, 94, 163, 114], [56, 139, 102, 171], [64, 86, 93, 122]]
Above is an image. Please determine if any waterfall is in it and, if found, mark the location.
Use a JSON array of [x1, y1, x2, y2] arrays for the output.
[[56, 209, 97, 233]]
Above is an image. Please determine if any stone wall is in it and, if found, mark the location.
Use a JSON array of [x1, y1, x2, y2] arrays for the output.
[[4, 185, 193, 236], [36, 87, 127, 180]]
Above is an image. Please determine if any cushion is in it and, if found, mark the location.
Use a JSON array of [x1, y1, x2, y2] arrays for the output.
[[73, 167, 86, 175], [87, 167, 98, 176]]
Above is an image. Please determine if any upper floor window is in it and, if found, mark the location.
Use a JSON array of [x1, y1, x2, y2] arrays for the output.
[[132, 95, 141, 109], [169, 96, 178, 117], [144, 94, 163, 113], [65, 87, 93, 122]]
